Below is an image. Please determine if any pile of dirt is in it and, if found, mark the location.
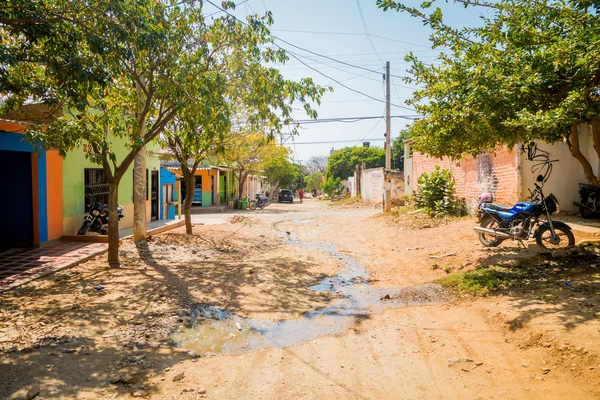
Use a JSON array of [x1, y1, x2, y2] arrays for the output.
[[385, 207, 465, 230], [230, 215, 254, 224]]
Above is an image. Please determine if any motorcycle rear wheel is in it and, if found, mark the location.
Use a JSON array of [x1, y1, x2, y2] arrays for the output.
[[580, 197, 599, 219], [477, 215, 505, 247], [535, 225, 575, 249]]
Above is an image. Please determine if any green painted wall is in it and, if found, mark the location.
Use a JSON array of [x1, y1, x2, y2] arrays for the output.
[[62, 139, 161, 218]]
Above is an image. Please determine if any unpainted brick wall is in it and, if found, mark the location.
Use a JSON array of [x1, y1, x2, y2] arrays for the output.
[[411, 146, 519, 210]]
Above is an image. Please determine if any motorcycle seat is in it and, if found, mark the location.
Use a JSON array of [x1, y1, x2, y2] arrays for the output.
[[482, 203, 513, 212]]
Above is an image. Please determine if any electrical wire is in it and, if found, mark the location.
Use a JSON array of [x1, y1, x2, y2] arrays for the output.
[[271, 28, 432, 49], [294, 115, 421, 124], [204, 0, 421, 113], [355, 0, 385, 64]]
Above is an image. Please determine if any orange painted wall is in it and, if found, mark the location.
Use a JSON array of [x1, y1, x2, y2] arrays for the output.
[[46, 150, 63, 240]]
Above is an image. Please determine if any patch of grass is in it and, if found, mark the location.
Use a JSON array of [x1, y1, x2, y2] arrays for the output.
[[328, 196, 360, 206], [437, 266, 529, 295], [431, 263, 439, 270]]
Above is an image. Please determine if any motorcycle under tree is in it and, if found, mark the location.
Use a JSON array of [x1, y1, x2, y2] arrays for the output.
[[77, 192, 124, 235], [248, 193, 268, 210], [475, 173, 574, 250], [574, 183, 600, 219]]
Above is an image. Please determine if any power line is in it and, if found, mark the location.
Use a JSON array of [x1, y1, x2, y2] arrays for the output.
[[205, 0, 249, 17], [283, 137, 392, 145], [284, 49, 417, 112], [204, 0, 419, 113], [355, 0, 384, 64], [294, 115, 421, 124], [271, 28, 432, 49]]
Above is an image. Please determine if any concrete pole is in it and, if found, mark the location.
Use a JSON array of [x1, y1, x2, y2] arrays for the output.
[[384, 61, 392, 212]]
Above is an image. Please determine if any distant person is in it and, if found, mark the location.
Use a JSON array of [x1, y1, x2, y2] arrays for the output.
[[299, 189, 304, 204]]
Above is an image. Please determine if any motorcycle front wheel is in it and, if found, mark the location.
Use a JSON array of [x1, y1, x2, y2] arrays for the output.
[[77, 222, 90, 235], [535, 225, 575, 249], [248, 200, 257, 210], [477, 215, 505, 247]]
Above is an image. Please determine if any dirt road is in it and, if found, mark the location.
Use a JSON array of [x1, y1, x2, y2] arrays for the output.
[[1, 199, 599, 399]]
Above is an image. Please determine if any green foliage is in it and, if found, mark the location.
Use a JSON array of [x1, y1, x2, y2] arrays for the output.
[[326, 147, 385, 180], [378, 0, 600, 184], [292, 163, 308, 189], [437, 267, 529, 296], [265, 158, 297, 189], [415, 166, 465, 217], [322, 177, 344, 197], [304, 172, 324, 193], [391, 130, 410, 171]]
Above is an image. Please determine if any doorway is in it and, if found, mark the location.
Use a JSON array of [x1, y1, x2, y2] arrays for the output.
[[151, 170, 158, 221], [0, 150, 33, 252]]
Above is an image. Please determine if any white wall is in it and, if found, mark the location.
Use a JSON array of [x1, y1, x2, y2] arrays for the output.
[[360, 168, 384, 202], [521, 124, 598, 214]]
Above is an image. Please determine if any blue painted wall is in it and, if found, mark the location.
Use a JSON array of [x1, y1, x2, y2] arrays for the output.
[[0, 132, 48, 244], [159, 168, 178, 220]]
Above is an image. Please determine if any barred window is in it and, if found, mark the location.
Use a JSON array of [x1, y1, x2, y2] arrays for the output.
[[84, 168, 109, 207]]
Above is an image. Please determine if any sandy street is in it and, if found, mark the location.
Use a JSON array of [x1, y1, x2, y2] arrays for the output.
[[1, 198, 599, 399]]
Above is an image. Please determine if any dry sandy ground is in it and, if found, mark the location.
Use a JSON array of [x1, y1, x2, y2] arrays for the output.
[[0, 199, 599, 399]]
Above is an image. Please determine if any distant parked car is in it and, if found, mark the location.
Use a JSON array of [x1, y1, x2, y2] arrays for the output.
[[278, 189, 294, 203]]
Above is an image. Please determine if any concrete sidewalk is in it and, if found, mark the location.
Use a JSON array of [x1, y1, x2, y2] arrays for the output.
[[555, 215, 600, 241], [0, 219, 185, 292]]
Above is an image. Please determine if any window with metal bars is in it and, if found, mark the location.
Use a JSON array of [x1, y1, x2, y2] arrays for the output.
[[84, 168, 109, 208]]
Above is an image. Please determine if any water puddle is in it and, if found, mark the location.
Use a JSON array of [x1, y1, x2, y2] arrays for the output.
[[291, 219, 316, 224], [172, 229, 447, 355]]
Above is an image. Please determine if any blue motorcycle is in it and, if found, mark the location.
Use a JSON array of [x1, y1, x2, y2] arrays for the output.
[[475, 174, 574, 249], [248, 193, 268, 210]]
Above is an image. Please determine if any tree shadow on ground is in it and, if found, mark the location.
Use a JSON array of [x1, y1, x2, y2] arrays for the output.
[[0, 224, 346, 398], [467, 248, 600, 331]]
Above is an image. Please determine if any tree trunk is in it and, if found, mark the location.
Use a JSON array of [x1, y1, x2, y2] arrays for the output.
[[567, 124, 600, 186], [107, 179, 120, 265], [133, 145, 147, 242], [183, 174, 196, 235], [133, 78, 148, 242], [238, 172, 246, 199]]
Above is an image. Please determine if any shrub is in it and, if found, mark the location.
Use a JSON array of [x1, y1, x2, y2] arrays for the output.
[[322, 177, 344, 197], [414, 166, 466, 217]]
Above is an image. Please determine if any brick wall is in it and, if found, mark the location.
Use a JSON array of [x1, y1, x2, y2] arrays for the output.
[[411, 146, 519, 209]]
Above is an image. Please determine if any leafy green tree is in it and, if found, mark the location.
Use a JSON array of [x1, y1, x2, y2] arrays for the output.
[[11, 1, 222, 263], [304, 172, 324, 193], [378, 0, 600, 185], [391, 129, 410, 171], [165, 9, 324, 234], [264, 147, 298, 193], [326, 146, 385, 180], [322, 177, 344, 197], [292, 163, 308, 189]]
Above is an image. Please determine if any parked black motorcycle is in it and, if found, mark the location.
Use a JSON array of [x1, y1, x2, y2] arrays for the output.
[[77, 193, 124, 235], [573, 183, 600, 219]]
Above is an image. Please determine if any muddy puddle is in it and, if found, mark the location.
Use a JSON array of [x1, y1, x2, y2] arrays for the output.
[[172, 226, 447, 355]]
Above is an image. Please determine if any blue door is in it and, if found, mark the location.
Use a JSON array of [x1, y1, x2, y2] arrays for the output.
[[0, 150, 33, 251]]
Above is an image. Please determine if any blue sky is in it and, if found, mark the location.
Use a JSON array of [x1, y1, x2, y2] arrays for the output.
[[203, 0, 486, 164]]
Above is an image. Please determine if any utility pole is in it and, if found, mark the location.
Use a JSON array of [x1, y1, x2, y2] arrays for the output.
[[384, 61, 392, 212]]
